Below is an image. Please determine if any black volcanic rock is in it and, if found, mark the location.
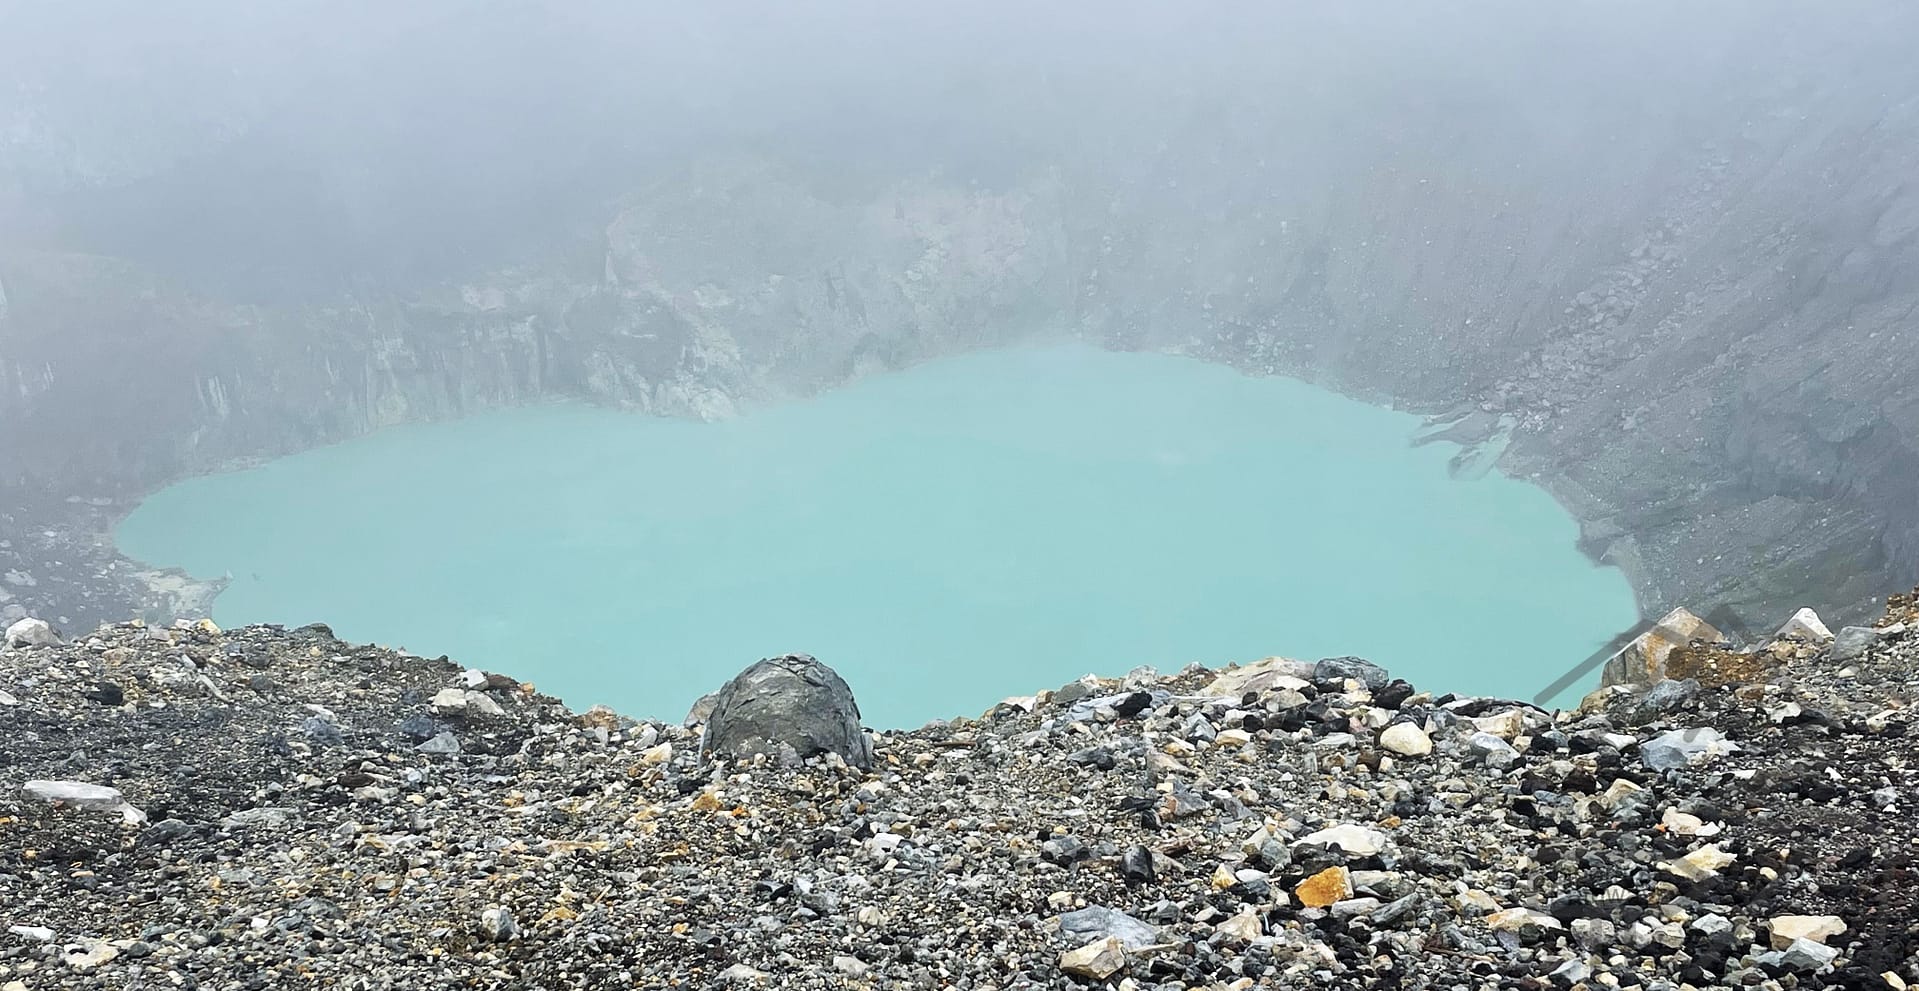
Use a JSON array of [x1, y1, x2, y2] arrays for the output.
[[700, 654, 873, 770]]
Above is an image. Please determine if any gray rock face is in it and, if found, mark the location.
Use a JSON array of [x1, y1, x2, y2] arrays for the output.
[[701, 655, 872, 769]]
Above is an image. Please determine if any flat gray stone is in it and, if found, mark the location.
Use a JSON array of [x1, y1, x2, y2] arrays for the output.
[[1057, 906, 1159, 950]]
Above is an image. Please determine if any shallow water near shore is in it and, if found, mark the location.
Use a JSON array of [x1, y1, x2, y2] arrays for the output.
[[117, 345, 1636, 727]]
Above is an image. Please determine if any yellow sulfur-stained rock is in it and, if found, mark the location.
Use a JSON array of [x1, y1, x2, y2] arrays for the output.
[[1295, 866, 1352, 908]]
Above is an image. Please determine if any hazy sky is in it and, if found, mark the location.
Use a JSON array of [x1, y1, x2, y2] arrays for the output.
[[2, 1, 1913, 288]]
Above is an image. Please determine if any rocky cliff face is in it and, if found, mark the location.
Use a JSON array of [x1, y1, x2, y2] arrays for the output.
[[0, 3, 1915, 633]]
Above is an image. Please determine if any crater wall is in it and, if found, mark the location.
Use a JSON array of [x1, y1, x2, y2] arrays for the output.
[[1, 2, 1915, 633]]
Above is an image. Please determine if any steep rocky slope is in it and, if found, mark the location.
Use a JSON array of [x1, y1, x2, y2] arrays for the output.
[[1, 3, 1917, 633], [3, 592, 1915, 989]]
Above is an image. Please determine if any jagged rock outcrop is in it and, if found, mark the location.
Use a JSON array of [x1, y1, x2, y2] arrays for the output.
[[1599, 607, 1724, 688]]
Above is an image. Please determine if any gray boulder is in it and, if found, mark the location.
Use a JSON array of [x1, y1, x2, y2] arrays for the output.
[[1633, 678, 1701, 720], [1830, 626, 1883, 663], [1314, 656, 1390, 690], [701, 654, 872, 769]]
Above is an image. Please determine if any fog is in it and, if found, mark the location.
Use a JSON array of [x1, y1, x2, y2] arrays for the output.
[[3, 1, 1918, 632], [5, 2, 1905, 290]]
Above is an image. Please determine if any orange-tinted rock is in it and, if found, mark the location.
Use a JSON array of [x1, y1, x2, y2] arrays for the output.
[[1600, 607, 1723, 687], [1664, 643, 1780, 688], [1294, 866, 1352, 908]]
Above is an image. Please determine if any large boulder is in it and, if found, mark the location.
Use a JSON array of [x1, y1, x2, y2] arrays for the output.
[[1599, 607, 1722, 687], [701, 654, 872, 769], [1772, 607, 1833, 642], [5, 617, 59, 648]]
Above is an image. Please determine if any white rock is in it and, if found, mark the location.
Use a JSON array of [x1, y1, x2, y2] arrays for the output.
[[429, 687, 468, 715], [1769, 914, 1847, 949], [1775, 607, 1834, 641], [1295, 823, 1388, 856], [1059, 936, 1127, 980], [462, 691, 504, 718], [1202, 656, 1317, 696], [8, 925, 54, 941], [1379, 722, 1432, 756], [63, 942, 120, 971], [1642, 727, 1739, 771], [5, 617, 58, 647], [1660, 807, 1722, 837], [1664, 843, 1737, 881], [1214, 912, 1262, 942], [1600, 778, 1645, 809], [1486, 908, 1562, 931], [22, 780, 146, 824], [1468, 709, 1526, 740]]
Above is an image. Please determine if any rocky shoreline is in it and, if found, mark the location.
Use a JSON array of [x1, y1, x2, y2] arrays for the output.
[[4, 590, 1916, 989]]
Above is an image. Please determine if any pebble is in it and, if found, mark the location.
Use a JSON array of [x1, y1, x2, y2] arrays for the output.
[[1214, 912, 1261, 941], [1832, 625, 1884, 662], [478, 907, 519, 942], [62, 942, 119, 971], [1058, 906, 1158, 949], [1487, 908, 1563, 932], [1762, 937, 1841, 971], [719, 963, 768, 982]]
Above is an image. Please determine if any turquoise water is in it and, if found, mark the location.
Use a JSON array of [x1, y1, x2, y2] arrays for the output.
[[117, 346, 1637, 727]]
